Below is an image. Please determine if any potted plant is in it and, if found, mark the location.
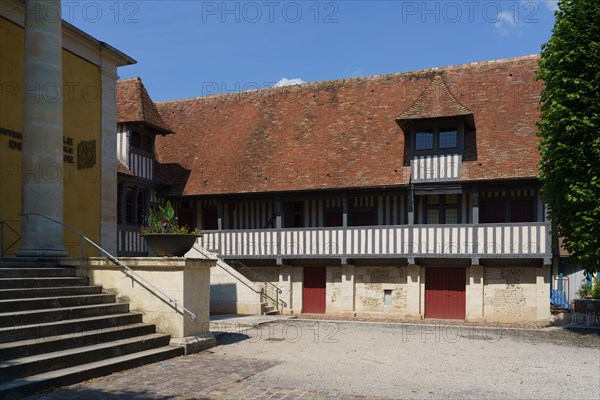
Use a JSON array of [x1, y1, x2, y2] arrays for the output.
[[140, 201, 200, 257]]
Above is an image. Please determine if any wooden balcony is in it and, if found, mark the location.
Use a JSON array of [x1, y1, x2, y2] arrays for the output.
[[117, 225, 147, 257], [197, 222, 551, 261], [129, 148, 154, 180]]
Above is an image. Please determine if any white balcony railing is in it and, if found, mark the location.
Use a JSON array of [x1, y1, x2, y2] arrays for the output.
[[198, 222, 551, 260]]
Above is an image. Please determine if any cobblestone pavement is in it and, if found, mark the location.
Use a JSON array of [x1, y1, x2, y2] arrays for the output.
[[29, 320, 600, 400], [29, 351, 383, 400]]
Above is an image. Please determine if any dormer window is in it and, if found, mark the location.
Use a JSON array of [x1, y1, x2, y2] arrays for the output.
[[415, 131, 434, 150], [414, 127, 459, 154], [439, 129, 457, 149]]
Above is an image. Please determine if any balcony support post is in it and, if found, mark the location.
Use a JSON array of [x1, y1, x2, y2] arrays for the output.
[[407, 189, 415, 257], [342, 192, 348, 227], [471, 191, 479, 256], [275, 198, 282, 265], [217, 202, 223, 230]]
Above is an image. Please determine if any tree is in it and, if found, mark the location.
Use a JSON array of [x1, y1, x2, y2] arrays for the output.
[[537, 0, 600, 273]]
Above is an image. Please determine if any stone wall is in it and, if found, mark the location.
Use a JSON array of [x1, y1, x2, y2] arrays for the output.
[[353, 266, 409, 318], [483, 267, 537, 322]]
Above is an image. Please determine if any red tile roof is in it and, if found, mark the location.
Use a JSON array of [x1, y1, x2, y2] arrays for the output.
[[155, 55, 542, 196], [117, 78, 173, 134], [396, 75, 474, 130]]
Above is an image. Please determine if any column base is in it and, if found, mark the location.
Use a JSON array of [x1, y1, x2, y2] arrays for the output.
[[170, 334, 216, 355]]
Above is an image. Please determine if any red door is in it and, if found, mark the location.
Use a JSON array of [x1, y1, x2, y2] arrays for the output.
[[303, 267, 326, 314], [425, 268, 466, 319]]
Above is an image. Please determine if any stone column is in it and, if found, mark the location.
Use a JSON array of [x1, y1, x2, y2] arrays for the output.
[[18, 0, 67, 258], [466, 264, 485, 322], [339, 264, 356, 317], [536, 264, 551, 321], [405, 264, 422, 319], [100, 64, 119, 255], [278, 265, 293, 314], [291, 266, 303, 314]]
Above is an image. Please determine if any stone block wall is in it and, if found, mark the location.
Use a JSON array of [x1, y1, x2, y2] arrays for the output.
[[483, 267, 537, 322]]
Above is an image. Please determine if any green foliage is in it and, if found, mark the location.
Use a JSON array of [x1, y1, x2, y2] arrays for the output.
[[577, 278, 600, 299], [537, 0, 600, 274], [140, 201, 196, 234]]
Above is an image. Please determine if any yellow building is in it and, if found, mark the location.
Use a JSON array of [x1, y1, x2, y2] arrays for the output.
[[0, 0, 135, 257]]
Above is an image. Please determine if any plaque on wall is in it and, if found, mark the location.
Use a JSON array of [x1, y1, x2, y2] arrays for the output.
[[78, 140, 96, 169]]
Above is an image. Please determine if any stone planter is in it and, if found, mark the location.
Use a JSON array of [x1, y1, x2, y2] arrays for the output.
[[142, 234, 200, 257]]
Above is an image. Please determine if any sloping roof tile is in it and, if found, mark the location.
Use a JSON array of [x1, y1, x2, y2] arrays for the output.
[[117, 78, 173, 134], [155, 55, 542, 196], [396, 75, 473, 128]]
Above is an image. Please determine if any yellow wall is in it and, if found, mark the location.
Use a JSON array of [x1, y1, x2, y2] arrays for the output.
[[0, 18, 102, 257]]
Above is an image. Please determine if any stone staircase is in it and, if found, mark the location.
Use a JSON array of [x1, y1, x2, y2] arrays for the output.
[[0, 260, 184, 399]]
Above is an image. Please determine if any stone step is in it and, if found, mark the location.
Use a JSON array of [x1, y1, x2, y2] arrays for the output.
[[0, 323, 157, 361], [0, 268, 75, 278], [0, 285, 103, 300], [0, 294, 116, 312], [0, 333, 172, 383], [0, 345, 184, 399], [0, 312, 143, 343], [0, 303, 130, 328], [0, 277, 88, 289], [0, 260, 59, 269]]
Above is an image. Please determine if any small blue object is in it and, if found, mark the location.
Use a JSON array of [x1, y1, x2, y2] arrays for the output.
[[550, 290, 569, 309]]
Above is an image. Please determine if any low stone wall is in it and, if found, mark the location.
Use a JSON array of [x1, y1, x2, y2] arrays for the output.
[[82, 257, 216, 353]]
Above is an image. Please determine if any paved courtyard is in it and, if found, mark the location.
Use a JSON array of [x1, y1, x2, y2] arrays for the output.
[[30, 320, 600, 400]]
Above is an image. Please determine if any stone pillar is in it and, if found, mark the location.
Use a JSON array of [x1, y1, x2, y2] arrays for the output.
[[466, 264, 485, 322], [99, 63, 119, 255], [334, 264, 355, 317], [278, 265, 293, 314], [18, 0, 67, 258], [536, 264, 551, 321], [291, 266, 303, 314], [405, 264, 422, 319]]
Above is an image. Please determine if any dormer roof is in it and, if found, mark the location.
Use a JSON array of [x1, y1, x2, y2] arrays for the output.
[[396, 75, 474, 131], [117, 78, 173, 134]]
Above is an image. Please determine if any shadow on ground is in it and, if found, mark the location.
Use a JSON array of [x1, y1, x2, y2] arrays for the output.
[[31, 388, 182, 400]]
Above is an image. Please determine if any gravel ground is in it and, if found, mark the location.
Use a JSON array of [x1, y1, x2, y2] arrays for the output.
[[213, 320, 600, 399]]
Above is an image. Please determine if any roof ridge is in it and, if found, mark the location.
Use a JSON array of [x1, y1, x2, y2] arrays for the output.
[[157, 54, 540, 105]]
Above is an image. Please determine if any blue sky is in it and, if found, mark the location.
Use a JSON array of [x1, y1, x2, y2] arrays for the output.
[[62, 1, 559, 102]]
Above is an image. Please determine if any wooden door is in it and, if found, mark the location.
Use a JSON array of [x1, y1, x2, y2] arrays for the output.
[[303, 267, 326, 314], [425, 267, 466, 319]]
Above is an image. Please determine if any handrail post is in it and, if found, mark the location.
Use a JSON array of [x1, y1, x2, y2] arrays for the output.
[[1, 222, 4, 257]]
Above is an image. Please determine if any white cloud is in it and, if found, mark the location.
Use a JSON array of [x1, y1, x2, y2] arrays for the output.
[[543, 1, 559, 12], [495, 11, 518, 36], [273, 77, 305, 87]]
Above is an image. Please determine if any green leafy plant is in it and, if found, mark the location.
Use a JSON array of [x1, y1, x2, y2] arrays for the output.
[[577, 278, 600, 299], [592, 278, 600, 300], [140, 201, 197, 235], [577, 282, 592, 299]]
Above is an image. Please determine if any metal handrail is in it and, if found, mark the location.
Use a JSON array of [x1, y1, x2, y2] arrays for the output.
[[0, 220, 21, 257], [20, 213, 197, 321], [192, 245, 287, 309], [228, 260, 286, 309]]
